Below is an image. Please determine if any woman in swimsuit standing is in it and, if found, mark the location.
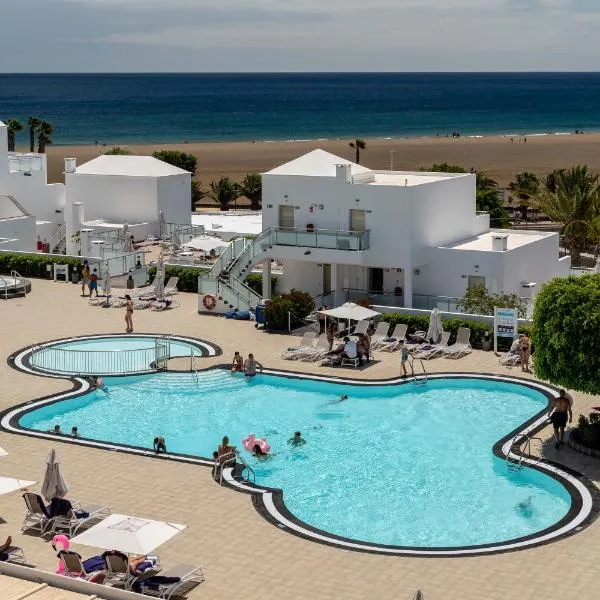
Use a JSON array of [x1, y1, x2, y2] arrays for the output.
[[517, 334, 531, 373], [125, 294, 134, 333]]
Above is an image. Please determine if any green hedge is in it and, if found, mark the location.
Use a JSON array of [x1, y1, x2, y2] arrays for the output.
[[265, 289, 315, 331], [245, 273, 277, 296], [0, 252, 83, 278], [380, 312, 532, 349]]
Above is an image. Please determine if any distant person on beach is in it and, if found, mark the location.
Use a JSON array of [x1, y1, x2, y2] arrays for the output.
[[244, 353, 263, 377], [125, 295, 134, 333], [153, 436, 167, 454], [89, 268, 99, 298], [81, 261, 90, 297]]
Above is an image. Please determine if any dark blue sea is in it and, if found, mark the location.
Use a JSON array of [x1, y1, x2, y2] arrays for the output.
[[1, 73, 600, 145]]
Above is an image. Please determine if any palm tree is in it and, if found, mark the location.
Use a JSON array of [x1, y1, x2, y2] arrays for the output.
[[349, 139, 366, 164], [36, 120, 54, 153], [542, 169, 565, 194], [191, 181, 206, 212], [209, 177, 240, 212], [239, 173, 262, 211], [536, 165, 600, 264], [509, 171, 539, 220], [105, 147, 130, 155], [6, 119, 23, 152], [27, 116, 41, 152]]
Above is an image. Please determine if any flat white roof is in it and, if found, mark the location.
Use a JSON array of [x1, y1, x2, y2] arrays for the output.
[[76, 155, 190, 177], [191, 211, 263, 236], [370, 171, 467, 186], [443, 230, 554, 252]]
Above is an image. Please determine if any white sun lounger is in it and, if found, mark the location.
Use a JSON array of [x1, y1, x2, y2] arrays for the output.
[[353, 320, 370, 336], [414, 331, 451, 359], [499, 339, 521, 366], [444, 327, 472, 359], [281, 332, 317, 360], [139, 563, 205, 599], [376, 323, 408, 352], [369, 321, 391, 350], [299, 334, 330, 362], [164, 277, 180, 296]]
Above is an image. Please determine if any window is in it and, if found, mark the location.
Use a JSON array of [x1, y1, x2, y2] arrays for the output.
[[349, 209, 366, 232], [468, 275, 486, 289]]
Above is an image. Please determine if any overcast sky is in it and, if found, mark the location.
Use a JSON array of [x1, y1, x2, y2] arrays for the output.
[[1, 0, 598, 72]]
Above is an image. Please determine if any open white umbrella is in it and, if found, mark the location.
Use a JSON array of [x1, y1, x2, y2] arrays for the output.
[[319, 302, 380, 322], [154, 254, 165, 300], [426, 308, 444, 344], [70, 513, 186, 555], [41, 449, 69, 501], [0, 476, 36, 496], [183, 235, 230, 253]]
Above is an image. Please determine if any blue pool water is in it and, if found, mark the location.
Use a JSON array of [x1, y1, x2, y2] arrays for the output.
[[20, 371, 571, 548], [31, 337, 202, 374]]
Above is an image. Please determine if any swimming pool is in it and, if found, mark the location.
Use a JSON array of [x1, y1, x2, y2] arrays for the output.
[[13, 368, 589, 554], [25, 335, 217, 375]]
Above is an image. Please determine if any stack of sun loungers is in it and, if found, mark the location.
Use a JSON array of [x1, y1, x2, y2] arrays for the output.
[[443, 327, 472, 359], [499, 338, 520, 366], [372, 323, 408, 352]]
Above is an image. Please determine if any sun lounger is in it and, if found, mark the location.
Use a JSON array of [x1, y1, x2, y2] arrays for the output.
[[2, 545, 27, 564], [104, 551, 162, 590], [58, 550, 105, 581], [369, 322, 391, 350], [151, 298, 178, 311], [281, 332, 317, 360], [499, 339, 521, 366], [353, 320, 370, 336], [164, 277, 180, 296], [444, 327, 472, 359], [414, 331, 451, 359], [376, 323, 408, 352], [299, 335, 330, 362], [21, 492, 52, 534], [47, 501, 111, 537], [139, 563, 205, 599]]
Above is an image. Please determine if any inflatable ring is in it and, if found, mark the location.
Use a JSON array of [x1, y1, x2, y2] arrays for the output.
[[202, 294, 217, 310], [243, 434, 270, 454]]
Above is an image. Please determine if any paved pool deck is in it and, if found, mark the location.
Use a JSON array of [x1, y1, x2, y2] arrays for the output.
[[1, 278, 599, 600]]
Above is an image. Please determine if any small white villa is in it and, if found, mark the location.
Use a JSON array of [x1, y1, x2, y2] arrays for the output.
[[198, 149, 570, 313], [259, 150, 570, 308]]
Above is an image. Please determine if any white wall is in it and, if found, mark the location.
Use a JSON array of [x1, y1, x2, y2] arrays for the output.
[[0, 215, 36, 251], [157, 174, 191, 228]]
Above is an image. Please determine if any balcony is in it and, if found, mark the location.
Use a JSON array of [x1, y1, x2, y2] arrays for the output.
[[8, 152, 45, 174], [267, 227, 370, 251]]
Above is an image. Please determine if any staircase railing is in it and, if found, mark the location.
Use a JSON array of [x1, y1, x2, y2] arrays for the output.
[[50, 223, 67, 253]]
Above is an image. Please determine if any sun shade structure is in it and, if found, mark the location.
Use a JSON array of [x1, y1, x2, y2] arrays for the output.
[[183, 235, 230, 253], [70, 513, 186, 555], [318, 302, 380, 322], [0, 476, 35, 496], [41, 449, 69, 501]]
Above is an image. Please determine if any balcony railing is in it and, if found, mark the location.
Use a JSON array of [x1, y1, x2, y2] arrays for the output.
[[267, 227, 370, 251], [8, 153, 44, 173]]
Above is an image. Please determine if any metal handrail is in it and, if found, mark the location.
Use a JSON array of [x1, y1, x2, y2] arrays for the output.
[[506, 433, 544, 469], [218, 451, 256, 485], [408, 355, 428, 383]]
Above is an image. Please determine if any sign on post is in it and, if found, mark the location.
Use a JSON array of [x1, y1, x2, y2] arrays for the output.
[[493, 307, 519, 353]]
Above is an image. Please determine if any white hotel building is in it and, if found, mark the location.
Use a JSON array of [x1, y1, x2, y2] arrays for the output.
[[252, 150, 570, 310]]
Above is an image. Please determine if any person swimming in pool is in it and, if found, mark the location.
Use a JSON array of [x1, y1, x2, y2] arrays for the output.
[[153, 436, 167, 454], [252, 443, 271, 460], [288, 431, 306, 447]]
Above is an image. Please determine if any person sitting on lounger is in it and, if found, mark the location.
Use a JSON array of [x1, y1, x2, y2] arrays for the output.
[[231, 351, 244, 373], [244, 353, 263, 377], [153, 436, 167, 454]]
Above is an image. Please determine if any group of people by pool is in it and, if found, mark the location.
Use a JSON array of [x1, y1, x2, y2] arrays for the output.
[[230, 351, 263, 377]]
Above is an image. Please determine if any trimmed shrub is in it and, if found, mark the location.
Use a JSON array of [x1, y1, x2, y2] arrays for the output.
[[245, 272, 277, 296], [572, 412, 600, 451], [0, 252, 83, 278], [532, 275, 600, 394], [265, 289, 315, 331]]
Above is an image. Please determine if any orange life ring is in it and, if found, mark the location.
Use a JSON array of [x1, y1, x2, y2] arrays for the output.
[[203, 294, 217, 310]]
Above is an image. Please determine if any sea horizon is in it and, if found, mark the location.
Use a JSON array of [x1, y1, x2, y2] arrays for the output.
[[2, 72, 600, 146]]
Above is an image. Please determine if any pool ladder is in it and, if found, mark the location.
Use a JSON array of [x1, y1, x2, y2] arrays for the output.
[[506, 433, 544, 471], [189, 349, 199, 386], [407, 356, 428, 384], [217, 451, 256, 486]]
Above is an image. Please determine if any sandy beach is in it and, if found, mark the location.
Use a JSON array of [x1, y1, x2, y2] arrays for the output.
[[29, 132, 600, 190]]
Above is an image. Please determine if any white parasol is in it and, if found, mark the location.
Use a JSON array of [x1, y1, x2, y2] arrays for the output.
[[426, 308, 444, 344], [40, 449, 69, 501]]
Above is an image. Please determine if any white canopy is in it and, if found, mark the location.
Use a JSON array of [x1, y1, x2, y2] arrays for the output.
[[183, 235, 230, 253], [318, 302, 380, 322], [0, 476, 36, 496], [70, 513, 186, 555]]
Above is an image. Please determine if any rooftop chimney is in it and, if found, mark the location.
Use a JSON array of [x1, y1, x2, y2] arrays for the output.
[[336, 163, 352, 183], [64, 158, 76, 174], [491, 234, 508, 251]]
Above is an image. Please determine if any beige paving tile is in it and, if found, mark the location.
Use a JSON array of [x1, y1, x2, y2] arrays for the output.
[[0, 278, 599, 600]]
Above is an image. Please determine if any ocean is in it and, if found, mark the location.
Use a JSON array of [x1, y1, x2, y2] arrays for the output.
[[1, 72, 600, 146]]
